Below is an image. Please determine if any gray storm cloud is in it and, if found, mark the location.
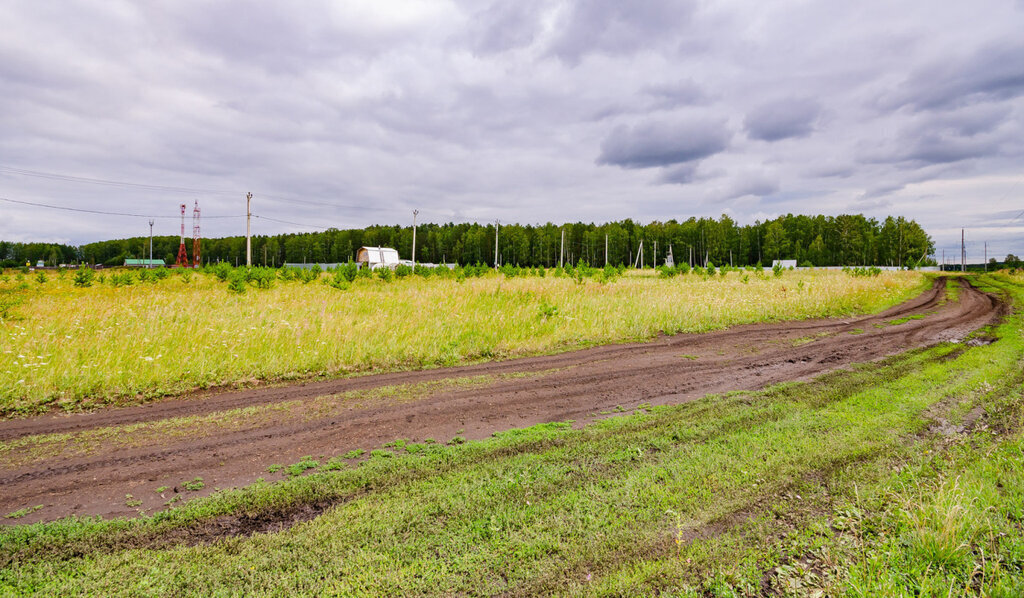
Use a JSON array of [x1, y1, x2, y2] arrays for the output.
[[0, 0, 1022, 257], [597, 119, 730, 169], [743, 99, 822, 142]]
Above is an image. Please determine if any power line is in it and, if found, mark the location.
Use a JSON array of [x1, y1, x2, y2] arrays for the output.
[[0, 164, 392, 212], [0, 165, 235, 196], [253, 215, 328, 230], [0, 196, 241, 219]]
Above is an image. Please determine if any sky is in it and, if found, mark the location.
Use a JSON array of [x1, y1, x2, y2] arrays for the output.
[[1, 1, 1023, 262]]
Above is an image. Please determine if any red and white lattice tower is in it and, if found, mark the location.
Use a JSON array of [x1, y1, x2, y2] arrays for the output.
[[192, 201, 201, 268], [175, 203, 189, 267]]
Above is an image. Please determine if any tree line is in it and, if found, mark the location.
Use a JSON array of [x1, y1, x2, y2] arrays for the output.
[[3, 213, 935, 269]]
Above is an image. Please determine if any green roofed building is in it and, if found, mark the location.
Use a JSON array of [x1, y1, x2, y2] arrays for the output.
[[123, 259, 165, 268]]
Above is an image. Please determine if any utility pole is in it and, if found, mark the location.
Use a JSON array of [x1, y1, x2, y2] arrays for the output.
[[412, 209, 419, 266], [605, 234, 608, 267], [559, 228, 565, 268], [494, 219, 499, 268], [148, 220, 154, 269], [985, 241, 988, 271], [246, 192, 253, 267], [961, 228, 965, 273], [942, 249, 945, 272]]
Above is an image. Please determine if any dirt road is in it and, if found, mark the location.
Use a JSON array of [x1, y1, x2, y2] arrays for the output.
[[0, 278, 1005, 524]]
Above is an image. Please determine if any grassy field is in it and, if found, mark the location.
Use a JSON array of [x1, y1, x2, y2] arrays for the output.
[[0, 266, 925, 417], [1, 272, 1022, 596]]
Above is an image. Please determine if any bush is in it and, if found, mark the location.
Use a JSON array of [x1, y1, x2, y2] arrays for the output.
[[844, 266, 882, 277], [376, 267, 393, 282], [110, 272, 135, 287], [35, 271, 47, 284], [211, 262, 232, 282], [394, 264, 413, 278], [245, 267, 275, 289], [227, 272, 247, 294], [328, 266, 352, 290], [772, 263, 784, 277], [335, 262, 357, 283], [73, 268, 95, 287]]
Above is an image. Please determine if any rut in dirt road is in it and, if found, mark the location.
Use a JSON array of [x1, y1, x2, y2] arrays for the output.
[[0, 278, 1006, 524]]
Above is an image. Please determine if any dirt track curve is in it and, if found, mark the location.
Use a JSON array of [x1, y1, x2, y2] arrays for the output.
[[0, 278, 1006, 524]]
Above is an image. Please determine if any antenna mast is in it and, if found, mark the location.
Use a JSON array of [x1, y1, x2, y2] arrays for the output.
[[176, 203, 189, 267], [192, 201, 201, 268]]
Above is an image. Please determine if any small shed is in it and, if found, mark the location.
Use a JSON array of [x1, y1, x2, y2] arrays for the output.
[[356, 246, 400, 270], [771, 259, 798, 269]]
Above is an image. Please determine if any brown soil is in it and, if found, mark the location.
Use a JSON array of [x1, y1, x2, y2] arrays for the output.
[[0, 278, 1005, 525]]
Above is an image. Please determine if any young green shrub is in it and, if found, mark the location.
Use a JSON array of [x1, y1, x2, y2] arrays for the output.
[[338, 261, 358, 283], [376, 267, 393, 282], [73, 268, 94, 287], [227, 272, 247, 294], [212, 262, 232, 281], [245, 267, 275, 289], [35, 271, 47, 284], [537, 300, 559, 319], [299, 266, 321, 284], [394, 264, 413, 278]]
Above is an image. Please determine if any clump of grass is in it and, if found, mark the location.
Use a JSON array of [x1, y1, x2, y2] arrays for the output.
[[181, 477, 204, 491], [4, 505, 42, 519], [889, 313, 927, 326], [285, 456, 319, 477]]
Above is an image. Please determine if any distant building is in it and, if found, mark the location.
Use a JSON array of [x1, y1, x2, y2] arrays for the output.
[[124, 259, 165, 268], [771, 260, 798, 269], [355, 246, 400, 270]]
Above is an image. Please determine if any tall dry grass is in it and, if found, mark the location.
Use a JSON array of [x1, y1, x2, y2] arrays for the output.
[[0, 269, 925, 415]]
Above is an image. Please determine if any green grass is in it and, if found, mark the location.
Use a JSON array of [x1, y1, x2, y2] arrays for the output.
[[1, 273, 1018, 596], [889, 313, 927, 326], [0, 268, 926, 417]]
